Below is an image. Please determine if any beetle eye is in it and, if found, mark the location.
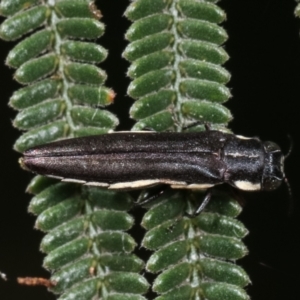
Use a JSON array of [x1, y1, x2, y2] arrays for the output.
[[262, 176, 282, 191], [264, 141, 280, 153]]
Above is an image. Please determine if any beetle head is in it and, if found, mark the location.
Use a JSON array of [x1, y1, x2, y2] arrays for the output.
[[262, 141, 285, 190]]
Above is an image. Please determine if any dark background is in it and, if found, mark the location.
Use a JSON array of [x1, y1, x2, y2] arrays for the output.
[[0, 0, 299, 299]]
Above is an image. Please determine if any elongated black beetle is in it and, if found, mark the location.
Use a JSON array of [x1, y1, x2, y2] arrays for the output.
[[20, 130, 285, 192]]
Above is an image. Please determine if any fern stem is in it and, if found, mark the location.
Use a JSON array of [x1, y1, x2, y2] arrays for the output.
[[170, 0, 184, 132], [48, 0, 75, 134]]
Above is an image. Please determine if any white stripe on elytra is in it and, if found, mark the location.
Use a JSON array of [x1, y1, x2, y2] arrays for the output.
[[109, 179, 161, 189], [234, 180, 261, 191], [171, 183, 215, 190], [226, 152, 259, 158]]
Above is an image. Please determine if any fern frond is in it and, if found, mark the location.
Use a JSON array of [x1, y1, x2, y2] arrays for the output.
[[143, 191, 250, 298], [27, 182, 148, 299], [124, 0, 232, 132], [124, 0, 250, 299], [0, 0, 117, 152], [0, 1, 148, 299]]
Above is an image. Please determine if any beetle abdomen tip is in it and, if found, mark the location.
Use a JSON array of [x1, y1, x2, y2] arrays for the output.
[[19, 157, 30, 171]]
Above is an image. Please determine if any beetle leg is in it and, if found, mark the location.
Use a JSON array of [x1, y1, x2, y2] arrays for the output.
[[135, 185, 169, 207], [181, 121, 212, 131], [141, 126, 156, 132], [182, 121, 203, 131], [204, 122, 211, 131], [185, 189, 212, 217]]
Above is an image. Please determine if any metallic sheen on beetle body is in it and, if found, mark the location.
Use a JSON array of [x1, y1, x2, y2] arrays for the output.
[[20, 131, 285, 191]]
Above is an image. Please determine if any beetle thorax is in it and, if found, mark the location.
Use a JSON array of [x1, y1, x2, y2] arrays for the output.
[[261, 141, 284, 190]]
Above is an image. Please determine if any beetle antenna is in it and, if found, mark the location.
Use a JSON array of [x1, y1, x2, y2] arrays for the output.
[[281, 135, 293, 215], [284, 177, 294, 215], [284, 134, 293, 160], [204, 121, 211, 131], [136, 185, 169, 207]]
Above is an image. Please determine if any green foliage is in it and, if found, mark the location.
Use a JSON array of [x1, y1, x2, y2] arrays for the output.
[[123, 1, 249, 299], [0, 0, 117, 152], [28, 180, 147, 299], [124, 0, 232, 132], [137, 191, 250, 299], [295, 1, 300, 17], [0, 1, 148, 299], [0, 0, 252, 299]]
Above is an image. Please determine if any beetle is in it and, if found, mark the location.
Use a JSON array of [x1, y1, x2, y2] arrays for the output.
[[20, 130, 285, 192]]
